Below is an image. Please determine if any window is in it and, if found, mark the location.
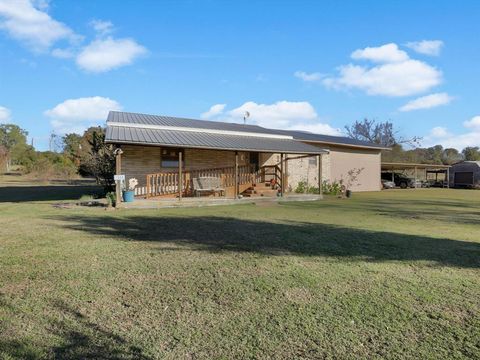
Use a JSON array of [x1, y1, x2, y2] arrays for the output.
[[161, 148, 184, 168], [309, 157, 317, 166]]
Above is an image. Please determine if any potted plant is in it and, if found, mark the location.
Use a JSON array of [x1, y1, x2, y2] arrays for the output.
[[123, 178, 138, 202]]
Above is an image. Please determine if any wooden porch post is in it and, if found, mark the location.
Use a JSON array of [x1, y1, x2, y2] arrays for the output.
[[235, 151, 239, 199], [318, 154, 323, 196], [414, 166, 418, 188], [447, 167, 450, 188], [178, 150, 183, 201], [280, 153, 284, 197], [114, 148, 123, 208]]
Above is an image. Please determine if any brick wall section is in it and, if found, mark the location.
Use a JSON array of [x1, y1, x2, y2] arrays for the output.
[[122, 145, 161, 195], [184, 148, 249, 170], [120, 145, 249, 195], [260, 144, 381, 192], [286, 153, 330, 192]]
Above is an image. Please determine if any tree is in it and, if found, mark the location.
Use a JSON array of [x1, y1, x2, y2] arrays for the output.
[[442, 148, 463, 165], [345, 118, 421, 147], [425, 145, 444, 164], [462, 147, 480, 161], [0, 124, 30, 171], [80, 127, 115, 192], [0, 145, 8, 172], [62, 133, 83, 166]]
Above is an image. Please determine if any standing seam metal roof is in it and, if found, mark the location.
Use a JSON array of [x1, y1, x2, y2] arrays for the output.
[[106, 125, 327, 154], [106, 111, 387, 149]]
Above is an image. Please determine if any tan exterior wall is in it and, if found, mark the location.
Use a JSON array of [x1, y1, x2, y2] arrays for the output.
[[327, 146, 382, 192], [272, 145, 381, 192]]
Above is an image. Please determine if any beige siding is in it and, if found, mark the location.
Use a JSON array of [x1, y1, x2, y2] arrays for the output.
[[328, 146, 381, 192]]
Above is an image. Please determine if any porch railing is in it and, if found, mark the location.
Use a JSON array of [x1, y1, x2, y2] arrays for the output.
[[146, 164, 257, 198], [260, 164, 283, 188]]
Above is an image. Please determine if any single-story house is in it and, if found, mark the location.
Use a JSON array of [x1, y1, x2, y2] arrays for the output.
[[449, 161, 480, 188], [105, 111, 388, 198]]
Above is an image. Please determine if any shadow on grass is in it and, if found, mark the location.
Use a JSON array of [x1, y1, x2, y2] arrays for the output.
[[0, 185, 103, 203], [57, 214, 480, 269], [0, 296, 150, 359], [286, 198, 480, 226]]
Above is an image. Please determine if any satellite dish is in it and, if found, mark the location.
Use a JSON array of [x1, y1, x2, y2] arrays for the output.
[[243, 111, 250, 124]]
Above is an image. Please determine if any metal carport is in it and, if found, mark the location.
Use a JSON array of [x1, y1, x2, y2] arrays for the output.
[[381, 162, 451, 188]]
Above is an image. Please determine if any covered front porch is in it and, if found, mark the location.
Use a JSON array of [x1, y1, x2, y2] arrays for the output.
[[114, 145, 326, 202], [107, 121, 328, 206]]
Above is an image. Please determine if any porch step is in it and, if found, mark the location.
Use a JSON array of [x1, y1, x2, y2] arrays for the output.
[[242, 183, 279, 197], [256, 189, 278, 196]]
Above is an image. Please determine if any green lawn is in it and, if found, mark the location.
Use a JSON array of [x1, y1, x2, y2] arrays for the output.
[[0, 187, 479, 359]]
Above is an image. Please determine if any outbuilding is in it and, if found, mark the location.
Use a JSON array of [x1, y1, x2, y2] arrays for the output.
[[449, 161, 480, 188]]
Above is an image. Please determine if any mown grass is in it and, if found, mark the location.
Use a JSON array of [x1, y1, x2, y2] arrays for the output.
[[0, 185, 479, 359]]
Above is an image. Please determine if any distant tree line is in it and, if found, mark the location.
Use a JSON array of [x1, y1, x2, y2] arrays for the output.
[[0, 124, 114, 191], [346, 119, 480, 164], [1, 119, 479, 191]]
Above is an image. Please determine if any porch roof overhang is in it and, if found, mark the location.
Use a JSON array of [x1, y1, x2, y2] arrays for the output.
[[106, 125, 328, 155]]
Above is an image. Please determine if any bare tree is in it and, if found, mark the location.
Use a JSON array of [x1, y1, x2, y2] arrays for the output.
[[345, 119, 421, 147]]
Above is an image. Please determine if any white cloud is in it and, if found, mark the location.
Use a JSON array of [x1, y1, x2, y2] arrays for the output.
[[323, 43, 443, 97], [427, 132, 480, 150], [399, 92, 453, 112], [429, 126, 449, 138], [201, 104, 226, 119], [45, 96, 122, 133], [405, 40, 444, 56], [90, 19, 113, 36], [423, 116, 480, 150], [294, 71, 324, 82], [351, 43, 409, 63], [0, 106, 11, 122], [76, 37, 147, 73], [0, 3, 146, 72], [463, 116, 480, 130], [0, 0, 78, 52], [51, 47, 74, 58], [201, 101, 341, 136]]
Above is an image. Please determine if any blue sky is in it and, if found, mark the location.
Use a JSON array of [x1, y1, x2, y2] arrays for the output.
[[1, 0, 479, 150]]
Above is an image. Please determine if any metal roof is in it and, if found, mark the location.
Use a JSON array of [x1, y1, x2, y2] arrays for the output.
[[276, 129, 389, 150], [107, 111, 387, 150], [107, 111, 282, 136], [106, 125, 328, 154], [381, 162, 451, 169], [450, 161, 480, 168]]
